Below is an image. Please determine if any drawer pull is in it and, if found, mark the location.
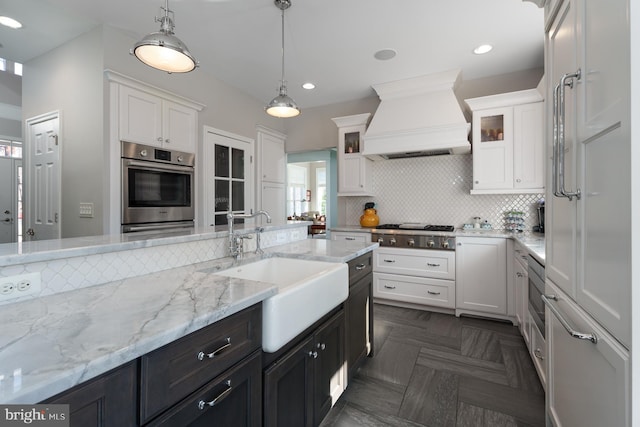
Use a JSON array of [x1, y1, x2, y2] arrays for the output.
[[355, 263, 366, 271], [384, 285, 396, 289], [345, 237, 356, 241], [534, 348, 544, 360], [197, 380, 233, 410], [427, 263, 441, 267], [197, 337, 231, 361], [427, 290, 441, 295], [383, 259, 396, 263]]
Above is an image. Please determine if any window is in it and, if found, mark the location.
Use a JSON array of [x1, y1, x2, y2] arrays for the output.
[[287, 164, 307, 217], [14, 62, 22, 76], [315, 167, 326, 215], [0, 139, 22, 158]]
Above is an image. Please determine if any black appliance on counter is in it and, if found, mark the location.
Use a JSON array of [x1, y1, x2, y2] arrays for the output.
[[533, 201, 545, 234]]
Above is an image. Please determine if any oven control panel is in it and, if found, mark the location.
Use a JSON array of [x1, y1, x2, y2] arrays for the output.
[[372, 233, 456, 251]]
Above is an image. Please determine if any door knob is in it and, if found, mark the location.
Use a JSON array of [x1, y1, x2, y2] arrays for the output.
[[4, 210, 9, 214]]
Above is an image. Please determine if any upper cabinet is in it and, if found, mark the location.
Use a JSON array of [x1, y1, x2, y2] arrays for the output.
[[118, 82, 203, 154], [256, 126, 286, 221], [465, 89, 544, 195], [331, 113, 373, 196]]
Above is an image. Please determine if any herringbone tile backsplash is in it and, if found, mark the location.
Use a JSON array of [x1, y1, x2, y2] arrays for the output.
[[341, 154, 543, 231]]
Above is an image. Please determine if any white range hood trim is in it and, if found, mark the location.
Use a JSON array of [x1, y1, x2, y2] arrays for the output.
[[363, 122, 471, 160], [362, 69, 471, 160]]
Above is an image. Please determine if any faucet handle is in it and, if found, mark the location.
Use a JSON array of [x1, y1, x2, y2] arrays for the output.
[[256, 227, 265, 233]]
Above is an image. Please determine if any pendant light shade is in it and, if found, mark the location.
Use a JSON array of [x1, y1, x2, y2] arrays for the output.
[[266, 0, 300, 118], [132, 0, 198, 73]]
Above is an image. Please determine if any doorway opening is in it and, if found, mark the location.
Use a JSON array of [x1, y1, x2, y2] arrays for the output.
[[287, 149, 337, 238]]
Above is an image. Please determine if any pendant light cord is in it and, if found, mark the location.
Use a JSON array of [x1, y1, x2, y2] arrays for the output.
[[280, 6, 285, 89]]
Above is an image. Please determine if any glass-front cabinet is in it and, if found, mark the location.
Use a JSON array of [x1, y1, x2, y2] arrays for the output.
[[465, 89, 544, 195]]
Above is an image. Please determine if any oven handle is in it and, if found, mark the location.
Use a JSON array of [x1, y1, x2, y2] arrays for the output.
[[541, 294, 598, 344], [125, 159, 194, 173], [123, 223, 194, 232]]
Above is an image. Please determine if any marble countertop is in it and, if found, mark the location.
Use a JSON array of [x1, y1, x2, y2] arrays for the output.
[[329, 226, 545, 263], [0, 238, 377, 404], [0, 221, 311, 267]]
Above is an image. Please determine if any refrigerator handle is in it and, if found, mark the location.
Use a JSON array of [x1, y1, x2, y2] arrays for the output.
[[542, 294, 598, 344]]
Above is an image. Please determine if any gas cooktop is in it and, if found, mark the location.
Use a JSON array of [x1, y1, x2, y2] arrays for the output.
[[375, 223, 455, 232]]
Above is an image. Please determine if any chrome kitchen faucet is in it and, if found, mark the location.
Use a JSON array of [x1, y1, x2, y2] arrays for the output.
[[226, 210, 272, 260]]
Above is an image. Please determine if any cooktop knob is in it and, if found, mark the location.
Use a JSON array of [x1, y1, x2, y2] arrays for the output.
[[407, 239, 415, 247], [389, 238, 397, 246], [177, 155, 184, 162], [427, 240, 435, 248], [139, 149, 148, 157], [377, 237, 384, 244], [442, 240, 450, 249]]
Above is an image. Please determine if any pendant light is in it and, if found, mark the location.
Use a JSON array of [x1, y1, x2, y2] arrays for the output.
[[132, 0, 198, 73], [265, 0, 301, 118]]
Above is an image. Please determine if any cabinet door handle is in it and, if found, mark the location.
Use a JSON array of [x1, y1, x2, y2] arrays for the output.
[[552, 69, 582, 201], [345, 237, 356, 241], [427, 290, 441, 295], [542, 294, 597, 343], [197, 337, 231, 360], [534, 348, 544, 360], [308, 351, 318, 359], [317, 342, 326, 350], [197, 380, 232, 410], [383, 259, 395, 263], [384, 285, 396, 289], [516, 272, 524, 278], [355, 264, 366, 270], [427, 263, 440, 267]]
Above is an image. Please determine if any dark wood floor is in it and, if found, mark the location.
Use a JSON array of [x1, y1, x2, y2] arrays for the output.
[[321, 304, 545, 427]]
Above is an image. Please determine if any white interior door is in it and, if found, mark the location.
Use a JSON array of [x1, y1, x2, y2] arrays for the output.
[[0, 157, 16, 243], [26, 112, 60, 241], [202, 128, 253, 227]]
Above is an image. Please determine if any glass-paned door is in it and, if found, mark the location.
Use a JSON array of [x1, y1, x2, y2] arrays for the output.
[[203, 129, 253, 227]]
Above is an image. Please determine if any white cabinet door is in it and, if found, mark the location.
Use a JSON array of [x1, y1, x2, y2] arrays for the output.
[[471, 107, 514, 191], [529, 317, 546, 390], [258, 131, 286, 184], [546, 280, 630, 427], [545, 0, 578, 298], [119, 85, 162, 147], [513, 102, 544, 190], [338, 156, 367, 195], [119, 85, 198, 153], [261, 182, 285, 224], [162, 100, 197, 153], [455, 237, 507, 315]]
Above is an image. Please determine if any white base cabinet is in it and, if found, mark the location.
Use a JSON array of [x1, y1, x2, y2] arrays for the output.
[[455, 237, 509, 319], [545, 280, 629, 427]]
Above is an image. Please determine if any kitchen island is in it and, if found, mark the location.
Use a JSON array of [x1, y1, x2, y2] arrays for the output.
[[0, 234, 377, 406]]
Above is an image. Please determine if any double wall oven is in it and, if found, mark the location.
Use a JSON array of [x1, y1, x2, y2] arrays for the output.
[[121, 141, 195, 233]]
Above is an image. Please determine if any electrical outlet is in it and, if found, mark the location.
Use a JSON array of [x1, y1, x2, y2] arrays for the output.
[[0, 272, 41, 301]]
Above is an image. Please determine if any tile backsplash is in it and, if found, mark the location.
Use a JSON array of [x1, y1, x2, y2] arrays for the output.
[[342, 154, 543, 231]]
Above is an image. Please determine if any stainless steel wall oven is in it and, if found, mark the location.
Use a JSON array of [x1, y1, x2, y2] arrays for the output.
[[121, 141, 195, 233]]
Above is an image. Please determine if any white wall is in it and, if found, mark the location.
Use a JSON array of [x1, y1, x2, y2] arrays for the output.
[[22, 26, 105, 239]]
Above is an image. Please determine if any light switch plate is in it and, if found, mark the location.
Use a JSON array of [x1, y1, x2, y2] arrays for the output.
[[79, 202, 94, 218]]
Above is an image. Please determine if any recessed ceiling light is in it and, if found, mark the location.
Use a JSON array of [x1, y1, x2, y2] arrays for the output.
[[0, 16, 23, 29], [473, 44, 493, 55], [374, 49, 397, 61], [302, 82, 315, 90]]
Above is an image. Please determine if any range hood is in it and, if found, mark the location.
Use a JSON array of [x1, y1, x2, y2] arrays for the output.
[[363, 69, 471, 160]]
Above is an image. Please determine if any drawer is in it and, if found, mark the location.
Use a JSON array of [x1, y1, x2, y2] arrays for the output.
[[140, 303, 262, 424], [530, 320, 546, 389], [146, 350, 262, 426], [348, 251, 373, 285], [330, 231, 370, 243], [373, 247, 455, 280], [373, 272, 455, 309]]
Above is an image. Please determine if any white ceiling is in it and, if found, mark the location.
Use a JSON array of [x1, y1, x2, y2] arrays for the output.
[[0, 0, 544, 109]]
